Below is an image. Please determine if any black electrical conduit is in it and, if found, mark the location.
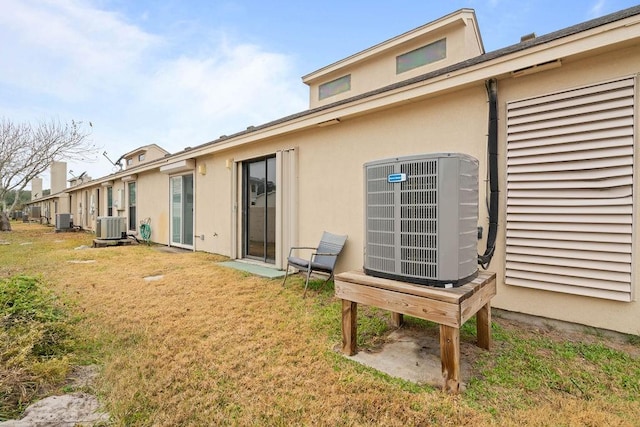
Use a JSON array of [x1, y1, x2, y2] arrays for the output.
[[478, 78, 499, 269]]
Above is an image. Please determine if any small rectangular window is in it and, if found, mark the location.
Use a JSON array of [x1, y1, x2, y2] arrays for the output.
[[319, 74, 351, 100], [127, 158, 133, 166], [138, 153, 145, 161], [396, 39, 446, 74]]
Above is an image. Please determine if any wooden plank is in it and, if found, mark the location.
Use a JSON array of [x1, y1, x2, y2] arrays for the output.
[[460, 277, 497, 324], [439, 325, 461, 393], [476, 302, 491, 350], [336, 270, 495, 303], [341, 300, 357, 356], [336, 271, 466, 303], [335, 280, 460, 327], [391, 312, 404, 327]]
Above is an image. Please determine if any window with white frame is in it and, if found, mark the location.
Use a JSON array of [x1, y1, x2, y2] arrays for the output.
[[396, 38, 446, 74], [319, 74, 351, 100], [128, 181, 137, 231], [107, 186, 113, 216]]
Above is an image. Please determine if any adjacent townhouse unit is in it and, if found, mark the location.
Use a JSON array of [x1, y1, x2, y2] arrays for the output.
[[25, 161, 72, 226], [28, 6, 640, 335]]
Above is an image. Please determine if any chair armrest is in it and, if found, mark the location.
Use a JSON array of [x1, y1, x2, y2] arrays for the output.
[[310, 252, 339, 261], [288, 246, 317, 257]]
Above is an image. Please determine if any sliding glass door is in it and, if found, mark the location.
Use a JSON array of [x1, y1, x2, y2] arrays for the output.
[[170, 174, 194, 248], [243, 156, 276, 263]]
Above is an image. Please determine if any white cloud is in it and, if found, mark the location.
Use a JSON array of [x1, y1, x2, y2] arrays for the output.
[[0, 0, 308, 181], [588, 0, 607, 18], [0, 0, 160, 100], [143, 40, 303, 123]]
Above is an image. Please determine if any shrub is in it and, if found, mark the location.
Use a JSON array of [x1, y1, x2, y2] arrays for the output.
[[0, 276, 74, 420]]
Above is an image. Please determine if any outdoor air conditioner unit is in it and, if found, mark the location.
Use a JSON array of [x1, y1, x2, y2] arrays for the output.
[[30, 206, 41, 219], [364, 153, 479, 287], [96, 216, 126, 239], [55, 213, 72, 230]]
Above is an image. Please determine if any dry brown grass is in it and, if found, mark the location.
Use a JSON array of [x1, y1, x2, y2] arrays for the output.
[[2, 222, 640, 426]]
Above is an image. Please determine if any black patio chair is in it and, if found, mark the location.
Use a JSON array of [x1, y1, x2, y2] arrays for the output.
[[282, 231, 348, 297]]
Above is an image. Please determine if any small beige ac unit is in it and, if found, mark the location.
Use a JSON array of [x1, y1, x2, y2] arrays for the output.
[[96, 216, 126, 239]]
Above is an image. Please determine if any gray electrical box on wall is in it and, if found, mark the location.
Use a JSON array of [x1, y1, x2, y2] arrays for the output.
[[364, 153, 479, 287]]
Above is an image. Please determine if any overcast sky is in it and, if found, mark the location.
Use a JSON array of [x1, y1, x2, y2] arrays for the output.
[[1, 0, 638, 187]]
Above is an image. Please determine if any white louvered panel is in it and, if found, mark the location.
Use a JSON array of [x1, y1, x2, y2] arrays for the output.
[[507, 145, 633, 165], [507, 204, 633, 215], [508, 137, 631, 159], [507, 128, 633, 150], [508, 165, 632, 182], [507, 116, 634, 142], [507, 260, 631, 284], [506, 78, 634, 301], [508, 93, 633, 124], [508, 195, 633, 206], [507, 96, 633, 126], [507, 213, 631, 225], [506, 229, 632, 244], [506, 269, 631, 293], [506, 237, 631, 253], [506, 245, 632, 263], [508, 176, 632, 190], [507, 253, 631, 273], [507, 154, 633, 173], [508, 187, 631, 200], [509, 106, 634, 133], [507, 78, 634, 112], [506, 277, 631, 302]]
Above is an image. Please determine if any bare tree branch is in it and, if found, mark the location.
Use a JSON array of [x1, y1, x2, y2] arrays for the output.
[[0, 118, 99, 221]]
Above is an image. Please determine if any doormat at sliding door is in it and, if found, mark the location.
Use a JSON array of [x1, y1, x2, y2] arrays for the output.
[[217, 261, 286, 279]]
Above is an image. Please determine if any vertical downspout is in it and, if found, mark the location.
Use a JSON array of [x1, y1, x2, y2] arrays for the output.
[[478, 78, 499, 268]]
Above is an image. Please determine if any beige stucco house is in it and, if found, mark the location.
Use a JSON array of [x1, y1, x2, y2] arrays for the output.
[[29, 6, 640, 335]]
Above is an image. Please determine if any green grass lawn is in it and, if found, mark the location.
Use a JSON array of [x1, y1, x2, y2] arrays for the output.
[[2, 222, 639, 426]]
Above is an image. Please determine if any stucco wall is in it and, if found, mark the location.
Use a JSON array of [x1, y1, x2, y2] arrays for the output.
[[187, 42, 640, 335], [136, 170, 170, 245], [191, 84, 488, 272]]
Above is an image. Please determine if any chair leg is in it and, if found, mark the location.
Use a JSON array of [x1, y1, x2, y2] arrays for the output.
[[282, 262, 290, 287], [319, 273, 333, 291], [303, 266, 312, 298]]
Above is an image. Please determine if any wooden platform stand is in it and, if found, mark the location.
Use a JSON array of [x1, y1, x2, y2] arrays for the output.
[[335, 270, 496, 392]]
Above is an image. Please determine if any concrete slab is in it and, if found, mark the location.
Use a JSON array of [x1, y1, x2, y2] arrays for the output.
[[153, 246, 192, 254], [343, 328, 478, 389], [218, 261, 286, 279], [92, 238, 134, 248]]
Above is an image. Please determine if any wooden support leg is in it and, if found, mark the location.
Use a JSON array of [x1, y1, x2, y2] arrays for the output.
[[439, 325, 460, 393], [392, 312, 404, 327], [341, 300, 357, 356], [476, 302, 491, 350]]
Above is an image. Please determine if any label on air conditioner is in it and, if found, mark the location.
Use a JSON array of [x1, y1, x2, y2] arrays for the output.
[[387, 173, 407, 183]]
